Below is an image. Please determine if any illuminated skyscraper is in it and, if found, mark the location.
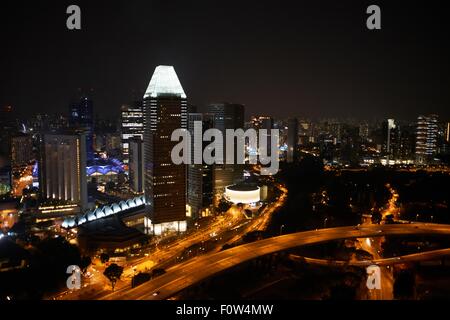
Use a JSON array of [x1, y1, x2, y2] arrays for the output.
[[129, 137, 144, 193], [383, 119, 398, 163], [359, 123, 369, 141], [11, 133, 33, 168], [207, 103, 245, 201], [446, 122, 450, 143], [251, 116, 274, 156], [187, 113, 214, 220], [251, 116, 273, 131], [415, 114, 439, 164], [39, 132, 88, 211], [143, 66, 187, 235], [120, 103, 144, 163]]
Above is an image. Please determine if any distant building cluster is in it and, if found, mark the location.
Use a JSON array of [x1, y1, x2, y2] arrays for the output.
[[280, 114, 448, 167]]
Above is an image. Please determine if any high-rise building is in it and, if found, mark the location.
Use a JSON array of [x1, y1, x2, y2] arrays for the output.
[[251, 116, 274, 155], [207, 103, 245, 200], [105, 133, 122, 156], [446, 122, 450, 143], [0, 105, 17, 157], [329, 122, 342, 144], [28, 113, 68, 134], [382, 119, 398, 162], [128, 137, 145, 193], [250, 116, 273, 130], [69, 96, 94, 160], [11, 134, 33, 168], [287, 118, 298, 163], [359, 123, 369, 142], [415, 114, 439, 164], [143, 66, 188, 235], [39, 133, 88, 211], [187, 113, 214, 220], [120, 103, 144, 163]]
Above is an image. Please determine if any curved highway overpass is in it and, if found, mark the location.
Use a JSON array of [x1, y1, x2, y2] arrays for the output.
[[102, 223, 450, 300], [289, 248, 450, 267]]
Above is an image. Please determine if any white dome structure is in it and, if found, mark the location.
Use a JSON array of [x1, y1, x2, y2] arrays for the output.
[[225, 184, 260, 204]]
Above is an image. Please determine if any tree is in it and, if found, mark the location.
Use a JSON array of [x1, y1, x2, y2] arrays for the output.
[[34, 237, 82, 292], [218, 200, 231, 213], [80, 256, 92, 273], [371, 209, 382, 224], [103, 263, 123, 291], [100, 253, 110, 264]]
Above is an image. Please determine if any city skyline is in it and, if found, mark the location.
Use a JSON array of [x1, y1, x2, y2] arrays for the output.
[[3, 0, 450, 306], [1, 0, 450, 120]]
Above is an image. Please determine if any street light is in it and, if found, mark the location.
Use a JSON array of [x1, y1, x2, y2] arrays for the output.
[[324, 218, 328, 228], [280, 224, 285, 235]]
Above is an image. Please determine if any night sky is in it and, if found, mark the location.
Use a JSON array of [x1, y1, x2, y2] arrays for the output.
[[1, 0, 449, 121]]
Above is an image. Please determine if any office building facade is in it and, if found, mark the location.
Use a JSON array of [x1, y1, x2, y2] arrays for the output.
[[128, 137, 145, 193], [39, 133, 88, 211], [187, 113, 214, 220], [11, 134, 33, 168], [415, 114, 439, 164], [207, 103, 245, 201], [143, 66, 188, 235], [251, 116, 274, 156], [120, 103, 144, 163]]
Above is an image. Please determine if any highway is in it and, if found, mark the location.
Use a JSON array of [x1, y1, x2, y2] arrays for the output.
[[56, 183, 287, 300], [358, 229, 394, 299], [55, 208, 245, 299], [289, 248, 450, 267], [358, 191, 397, 300], [224, 183, 287, 245], [102, 223, 450, 300], [381, 184, 400, 220]]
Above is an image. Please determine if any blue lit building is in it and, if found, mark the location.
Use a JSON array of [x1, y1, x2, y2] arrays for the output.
[[86, 157, 125, 183]]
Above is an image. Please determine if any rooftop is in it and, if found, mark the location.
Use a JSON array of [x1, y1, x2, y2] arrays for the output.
[[226, 183, 260, 192], [144, 65, 186, 99]]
